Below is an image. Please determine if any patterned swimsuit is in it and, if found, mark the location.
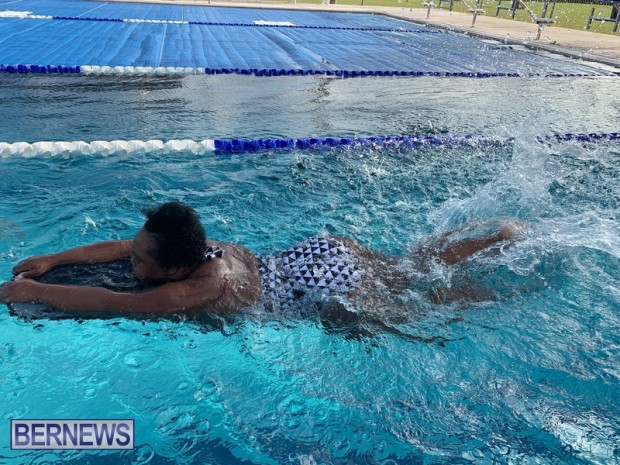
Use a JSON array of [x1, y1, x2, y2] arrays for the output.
[[204, 238, 365, 311], [257, 237, 365, 311]]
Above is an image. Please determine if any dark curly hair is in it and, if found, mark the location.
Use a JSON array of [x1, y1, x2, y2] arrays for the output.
[[143, 202, 207, 270]]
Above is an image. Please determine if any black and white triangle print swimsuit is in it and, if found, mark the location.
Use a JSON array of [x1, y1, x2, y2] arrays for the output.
[[208, 238, 364, 311], [257, 237, 365, 311]]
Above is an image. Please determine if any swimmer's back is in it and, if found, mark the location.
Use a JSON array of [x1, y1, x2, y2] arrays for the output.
[[186, 240, 263, 316]]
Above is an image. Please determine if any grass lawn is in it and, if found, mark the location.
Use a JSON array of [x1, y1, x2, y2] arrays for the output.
[[294, 0, 620, 36], [435, 1, 617, 34]]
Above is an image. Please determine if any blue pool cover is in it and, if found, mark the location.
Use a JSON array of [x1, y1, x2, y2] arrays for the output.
[[0, 0, 617, 77]]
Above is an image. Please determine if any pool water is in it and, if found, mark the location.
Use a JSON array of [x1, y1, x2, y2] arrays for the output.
[[1, 72, 619, 463], [1, 74, 620, 142]]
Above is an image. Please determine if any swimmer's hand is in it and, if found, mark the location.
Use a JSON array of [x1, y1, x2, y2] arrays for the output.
[[0, 278, 41, 303], [12, 255, 55, 278]]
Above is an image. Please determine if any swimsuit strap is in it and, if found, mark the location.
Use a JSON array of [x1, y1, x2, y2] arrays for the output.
[[205, 245, 226, 261]]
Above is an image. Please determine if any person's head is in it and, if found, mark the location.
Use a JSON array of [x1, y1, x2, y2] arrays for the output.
[[131, 202, 207, 282]]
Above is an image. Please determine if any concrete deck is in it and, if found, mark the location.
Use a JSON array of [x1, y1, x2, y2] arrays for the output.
[[381, 6, 620, 68], [112, 0, 620, 68]]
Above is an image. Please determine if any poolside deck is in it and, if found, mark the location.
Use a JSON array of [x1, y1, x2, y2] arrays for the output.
[[111, 0, 620, 68]]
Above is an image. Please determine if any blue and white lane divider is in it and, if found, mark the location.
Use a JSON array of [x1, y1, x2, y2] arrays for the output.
[[1, 64, 618, 78], [0, 10, 438, 33], [0, 133, 618, 157], [56, 16, 440, 33]]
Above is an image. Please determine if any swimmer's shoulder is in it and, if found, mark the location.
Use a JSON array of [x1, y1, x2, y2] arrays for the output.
[[187, 240, 257, 280], [205, 239, 260, 271], [192, 239, 262, 311]]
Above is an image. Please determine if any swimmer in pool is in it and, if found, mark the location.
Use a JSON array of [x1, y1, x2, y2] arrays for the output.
[[0, 202, 520, 319]]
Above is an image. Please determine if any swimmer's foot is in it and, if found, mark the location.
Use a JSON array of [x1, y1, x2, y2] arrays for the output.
[[499, 225, 517, 240], [497, 219, 529, 241], [435, 218, 528, 265]]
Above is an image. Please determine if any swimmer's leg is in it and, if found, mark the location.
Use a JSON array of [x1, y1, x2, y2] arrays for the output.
[[412, 219, 528, 303], [420, 218, 527, 266]]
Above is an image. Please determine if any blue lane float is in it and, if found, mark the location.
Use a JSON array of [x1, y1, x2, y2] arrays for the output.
[[31, 13, 441, 33], [1, 64, 617, 78], [0, 133, 618, 157], [0, 0, 432, 29], [0, 64, 82, 74]]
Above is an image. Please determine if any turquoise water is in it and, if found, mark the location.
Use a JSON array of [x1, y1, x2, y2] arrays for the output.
[[1, 72, 619, 464]]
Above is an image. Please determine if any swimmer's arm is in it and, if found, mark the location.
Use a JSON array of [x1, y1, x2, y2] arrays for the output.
[[0, 278, 222, 315], [13, 240, 133, 278]]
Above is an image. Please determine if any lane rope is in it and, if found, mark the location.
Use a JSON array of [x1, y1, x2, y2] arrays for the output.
[[1, 64, 617, 78], [0, 133, 618, 157], [0, 10, 439, 32], [2, 10, 618, 78]]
